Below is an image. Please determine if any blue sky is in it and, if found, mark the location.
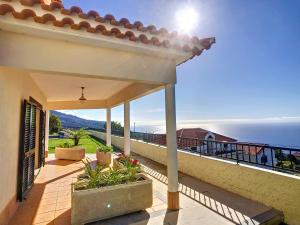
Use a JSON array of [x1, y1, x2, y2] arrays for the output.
[[61, 0, 300, 132]]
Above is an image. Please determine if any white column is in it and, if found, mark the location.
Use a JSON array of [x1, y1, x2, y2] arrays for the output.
[[165, 83, 179, 209], [106, 108, 112, 147], [124, 101, 130, 156], [45, 110, 50, 158]]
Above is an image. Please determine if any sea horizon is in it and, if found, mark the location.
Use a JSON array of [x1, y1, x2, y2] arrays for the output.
[[132, 121, 300, 148]]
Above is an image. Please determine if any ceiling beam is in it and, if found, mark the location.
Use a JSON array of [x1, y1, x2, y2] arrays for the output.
[[47, 100, 107, 110], [47, 82, 163, 110], [107, 83, 163, 108]]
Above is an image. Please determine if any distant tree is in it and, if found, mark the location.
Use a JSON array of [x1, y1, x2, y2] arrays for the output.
[[104, 121, 124, 131], [112, 121, 124, 131], [49, 114, 61, 134], [275, 149, 285, 161], [275, 149, 286, 167], [287, 154, 298, 169]]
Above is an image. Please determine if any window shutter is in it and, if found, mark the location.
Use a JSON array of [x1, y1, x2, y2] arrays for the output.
[[18, 100, 38, 201]]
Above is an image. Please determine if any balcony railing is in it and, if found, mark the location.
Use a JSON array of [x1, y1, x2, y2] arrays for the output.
[[89, 128, 300, 174]]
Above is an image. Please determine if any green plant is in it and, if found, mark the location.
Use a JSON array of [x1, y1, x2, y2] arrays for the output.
[[115, 153, 141, 173], [58, 142, 73, 148], [97, 145, 113, 153], [74, 158, 141, 190], [69, 128, 87, 146]]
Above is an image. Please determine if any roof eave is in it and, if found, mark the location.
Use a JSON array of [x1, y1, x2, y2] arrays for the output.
[[0, 17, 192, 61]]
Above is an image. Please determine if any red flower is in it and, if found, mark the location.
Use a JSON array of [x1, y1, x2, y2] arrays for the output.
[[130, 159, 139, 165]]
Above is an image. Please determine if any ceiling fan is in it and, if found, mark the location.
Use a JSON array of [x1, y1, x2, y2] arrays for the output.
[[78, 87, 87, 102]]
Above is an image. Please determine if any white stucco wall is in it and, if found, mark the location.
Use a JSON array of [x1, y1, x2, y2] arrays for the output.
[[0, 68, 47, 223]]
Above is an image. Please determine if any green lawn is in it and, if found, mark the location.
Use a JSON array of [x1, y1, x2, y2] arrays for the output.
[[48, 136, 105, 154]]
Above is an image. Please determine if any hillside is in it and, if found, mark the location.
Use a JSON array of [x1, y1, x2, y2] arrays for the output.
[[51, 111, 105, 130]]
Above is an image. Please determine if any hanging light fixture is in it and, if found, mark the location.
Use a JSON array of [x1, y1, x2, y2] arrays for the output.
[[78, 87, 87, 102]]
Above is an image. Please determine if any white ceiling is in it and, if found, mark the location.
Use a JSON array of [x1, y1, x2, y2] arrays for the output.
[[30, 72, 132, 101]]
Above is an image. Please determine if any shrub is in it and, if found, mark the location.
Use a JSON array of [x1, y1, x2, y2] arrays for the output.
[[275, 149, 286, 161], [115, 153, 141, 172], [74, 158, 142, 190], [97, 145, 113, 153], [58, 142, 73, 148]]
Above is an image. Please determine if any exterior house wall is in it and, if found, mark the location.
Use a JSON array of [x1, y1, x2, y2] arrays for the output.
[[92, 131, 300, 225], [0, 68, 47, 225]]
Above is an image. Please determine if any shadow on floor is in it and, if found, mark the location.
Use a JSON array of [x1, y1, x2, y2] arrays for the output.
[[87, 210, 151, 225], [45, 158, 80, 166], [163, 209, 179, 225], [8, 159, 84, 225], [133, 153, 277, 225]]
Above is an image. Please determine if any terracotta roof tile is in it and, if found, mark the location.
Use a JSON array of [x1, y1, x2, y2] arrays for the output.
[[20, 0, 43, 7], [177, 128, 237, 142], [0, 0, 216, 60], [0, 3, 13, 14], [41, 1, 63, 10], [52, 17, 74, 27], [34, 13, 55, 23]]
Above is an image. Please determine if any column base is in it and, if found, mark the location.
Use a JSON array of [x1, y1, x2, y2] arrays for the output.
[[167, 191, 179, 210]]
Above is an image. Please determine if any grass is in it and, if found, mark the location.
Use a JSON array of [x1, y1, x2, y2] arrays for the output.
[[48, 135, 105, 154]]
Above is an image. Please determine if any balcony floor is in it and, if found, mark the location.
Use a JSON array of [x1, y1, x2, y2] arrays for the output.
[[8, 153, 281, 225]]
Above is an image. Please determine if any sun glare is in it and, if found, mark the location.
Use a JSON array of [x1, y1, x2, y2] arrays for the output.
[[175, 6, 199, 34]]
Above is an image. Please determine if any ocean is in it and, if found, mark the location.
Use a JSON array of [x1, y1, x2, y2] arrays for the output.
[[134, 122, 300, 148]]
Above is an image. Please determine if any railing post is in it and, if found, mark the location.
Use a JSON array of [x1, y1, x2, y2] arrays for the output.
[[235, 143, 239, 164]]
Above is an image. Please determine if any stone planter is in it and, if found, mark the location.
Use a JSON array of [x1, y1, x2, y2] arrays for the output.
[[55, 147, 85, 161], [71, 174, 153, 225], [96, 151, 112, 166]]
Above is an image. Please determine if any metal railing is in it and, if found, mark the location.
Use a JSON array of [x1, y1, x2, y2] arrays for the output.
[[176, 137, 300, 173], [90, 128, 300, 174]]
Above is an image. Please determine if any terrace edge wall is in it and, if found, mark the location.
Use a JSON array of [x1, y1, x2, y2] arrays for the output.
[[92, 131, 300, 225], [0, 68, 47, 225]]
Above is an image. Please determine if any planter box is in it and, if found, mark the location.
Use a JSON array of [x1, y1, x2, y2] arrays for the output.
[[55, 147, 85, 161], [96, 151, 112, 166], [71, 174, 153, 225]]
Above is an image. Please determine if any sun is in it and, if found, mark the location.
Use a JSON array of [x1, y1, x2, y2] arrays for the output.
[[175, 6, 199, 35]]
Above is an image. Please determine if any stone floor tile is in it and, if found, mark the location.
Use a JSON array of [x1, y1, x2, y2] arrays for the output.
[[8, 154, 281, 225]]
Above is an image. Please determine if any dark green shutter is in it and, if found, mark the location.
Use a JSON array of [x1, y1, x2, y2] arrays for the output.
[[18, 100, 37, 201], [38, 110, 46, 168]]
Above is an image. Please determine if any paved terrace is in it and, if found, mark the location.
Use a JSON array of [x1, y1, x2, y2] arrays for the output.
[[8, 154, 281, 225]]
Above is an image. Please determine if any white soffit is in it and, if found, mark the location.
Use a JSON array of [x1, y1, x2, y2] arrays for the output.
[[30, 72, 132, 101]]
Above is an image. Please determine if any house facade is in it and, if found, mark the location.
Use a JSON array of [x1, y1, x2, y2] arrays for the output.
[[175, 128, 237, 153]]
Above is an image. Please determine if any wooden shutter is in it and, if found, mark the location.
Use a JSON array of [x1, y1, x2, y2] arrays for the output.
[[38, 110, 46, 168], [18, 100, 37, 201]]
